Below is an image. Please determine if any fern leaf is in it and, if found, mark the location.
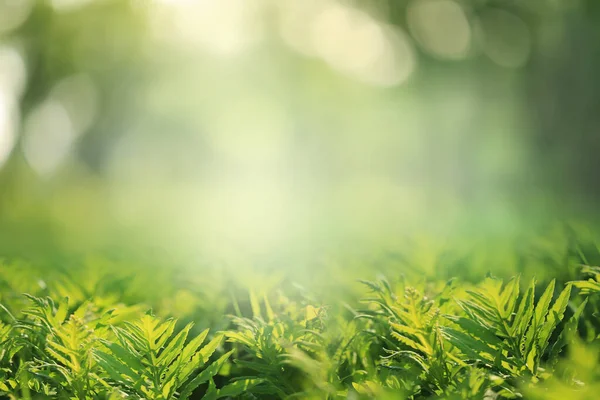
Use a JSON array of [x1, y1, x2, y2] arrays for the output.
[[179, 350, 232, 400], [537, 284, 572, 352]]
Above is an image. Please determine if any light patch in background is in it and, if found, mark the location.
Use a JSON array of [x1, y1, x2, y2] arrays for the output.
[[310, 3, 416, 86], [0, 91, 18, 168], [106, 130, 176, 227], [205, 95, 291, 165], [150, 0, 263, 56], [51, 0, 96, 13], [0, 45, 27, 98], [201, 174, 292, 255], [476, 9, 531, 69], [407, 0, 471, 60], [0, 45, 25, 169], [106, 129, 294, 255], [0, 0, 34, 35], [22, 100, 75, 176], [107, 128, 185, 190], [22, 74, 97, 176], [334, 174, 427, 237], [277, 0, 329, 57], [50, 74, 98, 135]]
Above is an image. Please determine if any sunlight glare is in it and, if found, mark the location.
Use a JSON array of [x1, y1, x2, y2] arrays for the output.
[[0, 91, 17, 168], [150, 0, 262, 56], [310, 3, 416, 86]]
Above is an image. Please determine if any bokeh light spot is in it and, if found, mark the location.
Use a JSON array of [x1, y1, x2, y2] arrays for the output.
[[51, 0, 97, 13], [22, 100, 75, 176], [310, 3, 416, 86], [0, 0, 34, 35], [476, 9, 532, 69], [0, 45, 27, 99], [50, 74, 98, 135], [0, 91, 17, 168], [407, 0, 471, 60], [277, 0, 325, 57], [150, 0, 263, 56]]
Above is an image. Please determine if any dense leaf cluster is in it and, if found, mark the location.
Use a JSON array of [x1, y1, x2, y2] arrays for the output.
[[1, 243, 600, 399]]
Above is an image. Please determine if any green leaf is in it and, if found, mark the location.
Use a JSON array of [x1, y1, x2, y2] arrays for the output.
[[511, 279, 535, 337], [523, 280, 555, 356], [53, 297, 69, 326], [201, 379, 218, 400], [250, 290, 262, 319], [179, 351, 233, 400], [264, 294, 275, 322], [534, 280, 555, 328], [154, 319, 177, 351], [175, 331, 221, 384], [390, 332, 427, 354], [440, 327, 501, 363], [214, 378, 264, 399], [537, 284, 572, 351], [570, 280, 600, 294], [445, 315, 502, 346], [101, 340, 145, 372], [500, 276, 520, 319], [157, 323, 193, 368], [94, 350, 143, 385], [548, 298, 587, 361]]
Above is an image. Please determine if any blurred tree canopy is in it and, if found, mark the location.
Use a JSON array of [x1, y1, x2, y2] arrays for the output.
[[0, 0, 599, 260]]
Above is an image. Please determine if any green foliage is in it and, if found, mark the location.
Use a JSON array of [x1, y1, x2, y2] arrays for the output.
[[0, 295, 238, 399], [1, 235, 600, 399], [94, 313, 228, 399], [225, 292, 330, 398], [446, 277, 574, 377], [350, 274, 593, 399], [571, 265, 600, 294], [358, 278, 457, 396]]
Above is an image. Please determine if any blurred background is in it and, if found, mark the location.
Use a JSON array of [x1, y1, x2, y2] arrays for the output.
[[0, 0, 599, 268]]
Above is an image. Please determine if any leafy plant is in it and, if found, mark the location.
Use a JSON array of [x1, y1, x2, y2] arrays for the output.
[[94, 312, 261, 399], [1, 233, 600, 399], [226, 291, 326, 398], [442, 277, 584, 387], [356, 278, 460, 397]]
